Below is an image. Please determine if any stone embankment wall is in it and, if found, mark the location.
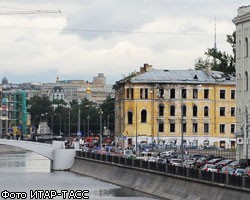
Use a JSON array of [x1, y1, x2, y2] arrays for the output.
[[71, 157, 250, 200]]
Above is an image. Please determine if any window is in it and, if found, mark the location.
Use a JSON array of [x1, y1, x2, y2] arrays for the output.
[[204, 106, 209, 117], [126, 88, 134, 99], [170, 89, 175, 99], [170, 123, 175, 132], [126, 88, 129, 99], [182, 89, 187, 99], [128, 112, 133, 124], [231, 124, 235, 134], [182, 123, 186, 133], [204, 89, 209, 99], [193, 105, 198, 117], [231, 107, 235, 116], [170, 105, 175, 116], [245, 37, 248, 57], [245, 71, 248, 91], [145, 88, 148, 99], [220, 90, 226, 99], [220, 124, 225, 133], [193, 89, 198, 99], [140, 88, 143, 99], [239, 40, 241, 58], [140, 88, 149, 99], [131, 89, 134, 99], [220, 107, 225, 116], [231, 90, 235, 99], [159, 88, 164, 98], [204, 123, 209, 133], [182, 105, 186, 117], [141, 110, 147, 123], [193, 123, 198, 133], [159, 105, 164, 116], [158, 121, 164, 132]]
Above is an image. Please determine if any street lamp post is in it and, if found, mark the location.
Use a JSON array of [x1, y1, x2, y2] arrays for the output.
[[59, 114, 62, 135], [87, 114, 90, 138], [77, 103, 81, 137], [51, 115, 54, 136], [181, 87, 185, 165], [99, 108, 103, 150], [135, 101, 138, 154], [68, 109, 70, 138]]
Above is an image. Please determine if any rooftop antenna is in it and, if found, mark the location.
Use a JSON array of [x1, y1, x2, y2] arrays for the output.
[[214, 14, 217, 51], [213, 14, 217, 66]]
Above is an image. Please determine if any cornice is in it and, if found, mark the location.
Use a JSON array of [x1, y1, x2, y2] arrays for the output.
[[233, 14, 250, 25]]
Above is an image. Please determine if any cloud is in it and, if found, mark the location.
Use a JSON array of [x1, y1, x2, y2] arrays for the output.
[[0, 0, 249, 84]]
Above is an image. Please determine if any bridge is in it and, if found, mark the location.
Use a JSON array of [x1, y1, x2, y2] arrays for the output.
[[0, 139, 76, 170]]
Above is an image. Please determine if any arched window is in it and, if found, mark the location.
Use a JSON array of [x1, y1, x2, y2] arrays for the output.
[[141, 110, 147, 123], [245, 37, 248, 57], [181, 105, 186, 117], [245, 71, 248, 91], [239, 40, 241, 58], [193, 105, 198, 117], [128, 112, 133, 124], [170, 105, 175, 116], [204, 106, 209, 117], [159, 104, 164, 116], [158, 120, 164, 132]]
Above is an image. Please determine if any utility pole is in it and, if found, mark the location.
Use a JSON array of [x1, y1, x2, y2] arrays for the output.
[[99, 108, 103, 150], [68, 109, 70, 138], [245, 107, 249, 159]]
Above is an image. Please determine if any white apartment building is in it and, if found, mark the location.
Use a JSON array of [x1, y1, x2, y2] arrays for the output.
[[233, 5, 250, 159]]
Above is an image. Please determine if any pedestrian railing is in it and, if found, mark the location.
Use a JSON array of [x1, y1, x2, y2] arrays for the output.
[[75, 151, 250, 190]]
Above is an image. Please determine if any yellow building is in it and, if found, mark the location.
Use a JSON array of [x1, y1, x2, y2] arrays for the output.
[[114, 64, 236, 149]]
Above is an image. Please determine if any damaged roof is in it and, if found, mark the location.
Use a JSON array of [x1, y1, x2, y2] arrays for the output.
[[130, 69, 235, 85]]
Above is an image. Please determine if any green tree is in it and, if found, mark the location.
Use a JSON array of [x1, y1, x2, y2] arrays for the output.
[[27, 95, 53, 128], [100, 96, 115, 134], [194, 31, 235, 75]]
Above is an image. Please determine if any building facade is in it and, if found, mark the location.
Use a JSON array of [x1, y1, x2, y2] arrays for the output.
[[114, 64, 236, 149], [40, 73, 113, 104], [233, 5, 250, 159], [0, 77, 29, 138]]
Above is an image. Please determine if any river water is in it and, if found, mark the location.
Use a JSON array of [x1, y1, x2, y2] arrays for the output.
[[0, 145, 159, 200]]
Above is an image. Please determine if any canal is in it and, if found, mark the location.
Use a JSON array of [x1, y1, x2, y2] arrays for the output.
[[0, 145, 159, 200]]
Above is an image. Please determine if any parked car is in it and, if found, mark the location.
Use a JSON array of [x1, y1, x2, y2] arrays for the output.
[[243, 167, 250, 176], [234, 168, 245, 176], [170, 159, 182, 166], [191, 154, 203, 161], [237, 159, 250, 169], [195, 155, 215, 168], [157, 158, 167, 164], [201, 164, 218, 172], [160, 150, 175, 158], [207, 158, 224, 165], [220, 166, 235, 175], [227, 160, 239, 169], [195, 157, 206, 168], [148, 157, 158, 163], [183, 160, 196, 168], [216, 159, 233, 170]]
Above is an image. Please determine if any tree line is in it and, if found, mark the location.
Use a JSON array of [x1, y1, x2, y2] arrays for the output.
[[28, 95, 115, 137]]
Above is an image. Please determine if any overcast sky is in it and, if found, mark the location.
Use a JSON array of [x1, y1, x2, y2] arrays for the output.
[[0, 0, 248, 84]]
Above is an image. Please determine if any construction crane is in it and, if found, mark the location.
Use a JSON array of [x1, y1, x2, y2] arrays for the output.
[[0, 10, 61, 15], [0, 9, 61, 15]]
